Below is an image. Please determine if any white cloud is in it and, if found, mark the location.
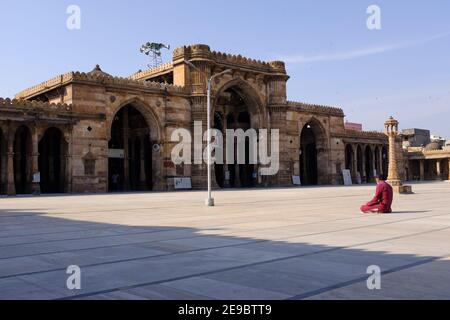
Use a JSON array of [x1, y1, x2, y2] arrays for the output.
[[280, 32, 450, 64]]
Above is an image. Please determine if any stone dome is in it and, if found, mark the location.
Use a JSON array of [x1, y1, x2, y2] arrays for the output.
[[424, 141, 442, 151], [87, 64, 112, 77]]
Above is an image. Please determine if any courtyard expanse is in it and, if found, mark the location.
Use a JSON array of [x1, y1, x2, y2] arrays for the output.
[[0, 182, 450, 300]]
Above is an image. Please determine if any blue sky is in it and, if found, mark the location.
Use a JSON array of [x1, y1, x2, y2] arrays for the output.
[[1, 0, 449, 137]]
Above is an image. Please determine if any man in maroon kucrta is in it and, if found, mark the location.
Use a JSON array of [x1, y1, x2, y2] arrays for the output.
[[360, 174, 394, 214]]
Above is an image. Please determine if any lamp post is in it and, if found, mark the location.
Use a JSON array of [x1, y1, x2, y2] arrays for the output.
[[184, 61, 232, 206]]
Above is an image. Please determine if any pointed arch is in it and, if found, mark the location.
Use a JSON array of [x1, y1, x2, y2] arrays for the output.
[[299, 117, 330, 185], [108, 97, 162, 142], [214, 78, 267, 129]]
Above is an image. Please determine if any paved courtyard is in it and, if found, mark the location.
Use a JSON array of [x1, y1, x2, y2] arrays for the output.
[[1, 182, 450, 300]]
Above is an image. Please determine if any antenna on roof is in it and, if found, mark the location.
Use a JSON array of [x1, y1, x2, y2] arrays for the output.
[[140, 42, 171, 69]]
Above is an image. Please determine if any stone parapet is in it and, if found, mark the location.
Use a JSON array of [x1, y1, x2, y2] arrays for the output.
[[128, 62, 174, 81], [287, 101, 344, 117], [15, 71, 186, 100]]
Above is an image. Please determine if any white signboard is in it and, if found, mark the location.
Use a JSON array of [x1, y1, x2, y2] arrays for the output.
[[342, 169, 353, 186], [174, 178, 192, 190], [33, 172, 41, 183], [292, 176, 301, 186], [108, 149, 125, 159]]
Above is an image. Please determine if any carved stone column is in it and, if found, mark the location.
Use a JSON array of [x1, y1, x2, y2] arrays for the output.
[[65, 134, 73, 193], [233, 113, 241, 188], [448, 159, 450, 181], [352, 145, 358, 183], [123, 108, 130, 191], [420, 159, 425, 181], [6, 134, 15, 196], [139, 136, 147, 190], [384, 117, 412, 193], [436, 160, 442, 180], [222, 113, 230, 188], [378, 146, 384, 176], [31, 125, 40, 195], [361, 145, 366, 183], [371, 146, 377, 178]]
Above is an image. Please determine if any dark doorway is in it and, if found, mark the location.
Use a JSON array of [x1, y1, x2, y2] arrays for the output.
[[39, 128, 66, 194], [300, 123, 318, 186], [108, 105, 153, 192], [14, 126, 32, 194]]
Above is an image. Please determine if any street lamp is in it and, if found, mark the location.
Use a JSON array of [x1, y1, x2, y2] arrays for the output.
[[184, 61, 232, 206]]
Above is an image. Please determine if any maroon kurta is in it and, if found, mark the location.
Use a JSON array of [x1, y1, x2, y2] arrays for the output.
[[361, 181, 393, 214]]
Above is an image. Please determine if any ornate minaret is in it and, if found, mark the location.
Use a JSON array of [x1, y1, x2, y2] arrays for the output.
[[384, 117, 412, 194]]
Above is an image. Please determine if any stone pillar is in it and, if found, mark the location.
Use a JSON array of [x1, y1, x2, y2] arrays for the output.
[[6, 135, 15, 196], [233, 114, 241, 188], [419, 160, 425, 181], [222, 113, 230, 188], [384, 117, 412, 193], [371, 147, 377, 178], [139, 136, 147, 190], [65, 136, 73, 193], [361, 146, 366, 183], [448, 159, 450, 181], [30, 126, 40, 195], [123, 108, 130, 191], [378, 147, 383, 175], [352, 146, 358, 183], [436, 160, 442, 180]]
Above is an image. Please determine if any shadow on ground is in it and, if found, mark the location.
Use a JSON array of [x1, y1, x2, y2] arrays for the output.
[[0, 207, 449, 300]]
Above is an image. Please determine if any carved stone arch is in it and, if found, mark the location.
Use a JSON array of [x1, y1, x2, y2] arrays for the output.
[[107, 97, 163, 192], [299, 117, 331, 185], [38, 125, 66, 143], [301, 116, 330, 150], [213, 78, 268, 129], [108, 97, 162, 142]]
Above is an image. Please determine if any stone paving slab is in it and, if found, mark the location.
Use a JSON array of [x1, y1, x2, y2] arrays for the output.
[[0, 182, 449, 300]]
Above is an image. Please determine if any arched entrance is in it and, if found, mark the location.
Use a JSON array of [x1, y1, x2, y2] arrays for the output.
[[14, 126, 32, 194], [39, 127, 67, 194], [365, 146, 374, 183], [299, 120, 328, 186], [345, 144, 353, 173], [213, 85, 261, 188], [108, 105, 153, 192]]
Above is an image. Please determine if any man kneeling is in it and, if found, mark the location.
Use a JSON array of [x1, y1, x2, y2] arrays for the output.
[[360, 174, 393, 214]]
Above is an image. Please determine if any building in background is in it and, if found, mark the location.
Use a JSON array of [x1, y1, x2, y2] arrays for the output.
[[0, 44, 394, 195], [401, 129, 450, 182], [401, 128, 431, 148], [344, 121, 363, 132]]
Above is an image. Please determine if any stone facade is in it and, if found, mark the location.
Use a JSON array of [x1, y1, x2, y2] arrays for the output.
[[0, 44, 389, 195]]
